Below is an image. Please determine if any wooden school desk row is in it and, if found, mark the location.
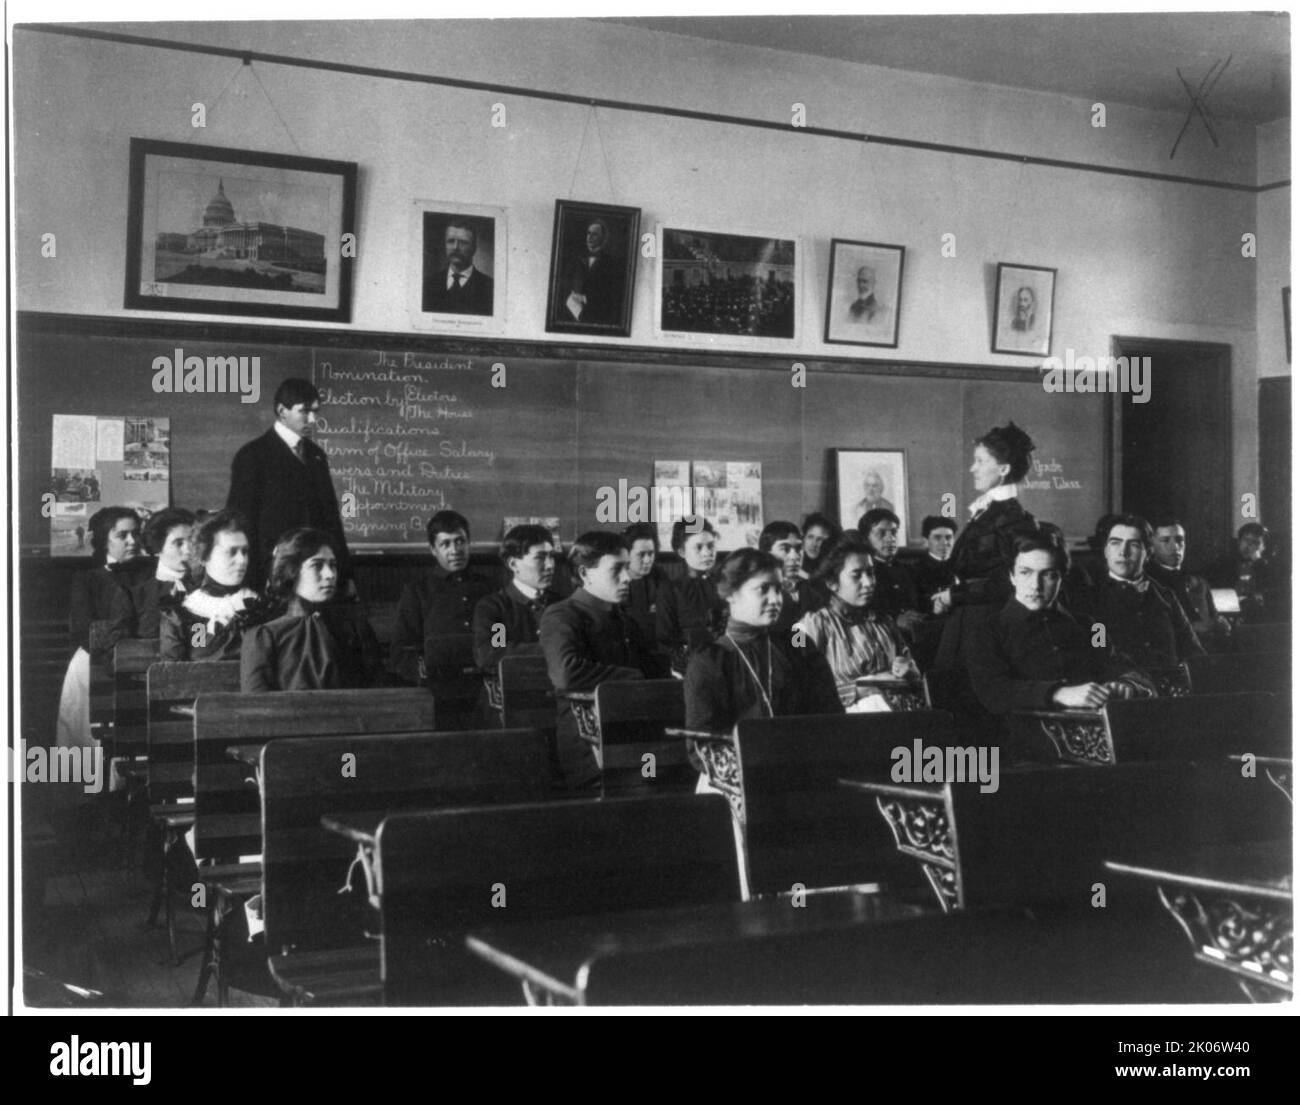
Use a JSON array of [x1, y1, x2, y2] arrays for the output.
[[93, 640, 1292, 1007]]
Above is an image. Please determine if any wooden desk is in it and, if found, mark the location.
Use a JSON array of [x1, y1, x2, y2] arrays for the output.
[[1105, 840, 1293, 1002], [465, 889, 922, 1005]]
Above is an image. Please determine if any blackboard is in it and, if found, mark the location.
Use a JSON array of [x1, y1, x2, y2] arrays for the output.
[[17, 313, 1111, 554]]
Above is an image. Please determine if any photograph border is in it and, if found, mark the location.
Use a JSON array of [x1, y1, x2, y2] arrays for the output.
[[545, 199, 641, 338], [992, 261, 1057, 357], [833, 447, 910, 540], [824, 238, 905, 348], [124, 137, 357, 323]]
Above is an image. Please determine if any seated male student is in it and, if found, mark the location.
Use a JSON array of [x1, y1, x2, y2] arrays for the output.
[[758, 520, 823, 636], [1147, 515, 1230, 648], [389, 509, 493, 728], [1207, 523, 1274, 623], [472, 523, 561, 674], [622, 521, 667, 647], [1079, 513, 1204, 675], [965, 531, 1156, 719], [540, 531, 669, 791], [857, 508, 925, 637], [908, 515, 957, 669]]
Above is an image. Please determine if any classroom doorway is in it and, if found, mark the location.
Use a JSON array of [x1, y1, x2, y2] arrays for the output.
[[1113, 337, 1232, 565]]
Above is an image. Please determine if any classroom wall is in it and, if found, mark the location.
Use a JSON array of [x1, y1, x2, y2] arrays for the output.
[[1256, 117, 1291, 379], [11, 18, 1276, 524]]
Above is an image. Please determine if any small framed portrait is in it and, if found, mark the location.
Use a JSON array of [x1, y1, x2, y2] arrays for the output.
[[546, 200, 641, 337], [824, 239, 904, 348], [658, 226, 798, 342], [993, 262, 1056, 357], [834, 448, 909, 539], [125, 138, 356, 322], [411, 202, 507, 332]]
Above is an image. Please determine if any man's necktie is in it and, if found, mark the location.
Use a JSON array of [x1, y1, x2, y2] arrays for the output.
[[293, 440, 306, 465]]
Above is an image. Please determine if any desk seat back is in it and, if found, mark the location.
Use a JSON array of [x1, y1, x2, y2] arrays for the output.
[[1230, 622, 1290, 655], [734, 710, 958, 899], [594, 680, 693, 795], [498, 654, 554, 733], [1188, 651, 1291, 696], [261, 728, 551, 955], [873, 760, 1291, 911], [192, 688, 436, 863], [110, 638, 161, 759], [377, 794, 737, 1004], [1105, 693, 1288, 762], [145, 661, 240, 802]]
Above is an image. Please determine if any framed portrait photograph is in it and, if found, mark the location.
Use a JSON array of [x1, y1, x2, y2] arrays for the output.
[[546, 200, 641, 337], [834, 448, 909, 539], [658, 226, 798, 341], [824, 239, 904, 348], [125, 138, 356, 322], [992, 262, 1056, 356], [411, 201, 507, 332]]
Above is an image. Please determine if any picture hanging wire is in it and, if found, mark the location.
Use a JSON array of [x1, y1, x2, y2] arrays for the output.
[[184, 56, 303, 155], [567, 102, 618, 204]]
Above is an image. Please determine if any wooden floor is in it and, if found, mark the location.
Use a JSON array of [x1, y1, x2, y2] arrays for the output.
[[19, 792, 279, 1010]]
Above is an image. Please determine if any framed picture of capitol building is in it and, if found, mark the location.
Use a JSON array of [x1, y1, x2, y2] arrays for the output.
[[125, 139, 357, 322]]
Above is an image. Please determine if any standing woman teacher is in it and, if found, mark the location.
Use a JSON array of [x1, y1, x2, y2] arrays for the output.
[[933, 421, 1038, 668]]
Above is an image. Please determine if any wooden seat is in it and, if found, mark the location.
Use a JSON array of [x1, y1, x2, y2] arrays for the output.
[[1187, 651, 1290, 695], [856, 760, 1291, 913], [732, 711, 959, 901], [497, 654, 553, 732], [190, 688, 436, 1005], [376, 793, 737, 1005], [260, 727, 551, 1006], [1230, 621, 1290, 655], [1008, 692, 1290, 766], [592, 680, 695, 796]]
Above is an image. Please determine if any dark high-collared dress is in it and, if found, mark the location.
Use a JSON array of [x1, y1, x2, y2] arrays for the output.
[[540, 588, 667, 791], [241, 597, 382, 692], [656, 570, 727, 675]]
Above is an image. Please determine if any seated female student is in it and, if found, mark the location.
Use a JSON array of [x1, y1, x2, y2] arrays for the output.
[[129, 507, 196, 640], [56, 507, 143, 751], [685, 548, 842, 741], [621, 521, 667, 647], [656, 518, 727, 676], [159, 511, 268, 660], [795, 534, 919, 709], [241, 528, 382, 692], [540, 530, 668, 790], [964, 531, 1155, 719], [759, 520, 823, 636]]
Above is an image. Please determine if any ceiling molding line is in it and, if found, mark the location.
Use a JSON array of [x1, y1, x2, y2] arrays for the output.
[[21, 22, 1278, 195]]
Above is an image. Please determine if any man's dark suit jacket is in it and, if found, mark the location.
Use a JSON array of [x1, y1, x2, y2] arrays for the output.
[[422, 266, 494, 315], [557, 252, 624, 326], [226, 428, 351, 587]]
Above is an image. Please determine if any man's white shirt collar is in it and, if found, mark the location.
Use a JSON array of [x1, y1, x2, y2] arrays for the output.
[[513, 578, 540, 601], [274, 420, 301, 451], [448, 267, 473, 289], [968, 482, 1018, 517]]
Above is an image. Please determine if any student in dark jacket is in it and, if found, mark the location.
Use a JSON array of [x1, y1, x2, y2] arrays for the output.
[[1077, 514, 1204, 677], [160, 511, 271, 662], [908, 515, 958, 668], [57, 507, 143, 750], [965, 532, 1155, 719], [1147, 517, 1229, 648], [799, 512, 841, 586], [241, 528, 381, 693], [759, 520, 823, 638], [933, 421, 1039, 667], [622, 522, 669, 651], [472, 523, 561, 673], [1207, 523, 1274, 623], [685, 549, 842, 778], [389, 510, 494, 727], [857, 509, 924, 637], [656, 518, 727, 676], [540, 531, 668, 791], [225, 377, 351, 589]]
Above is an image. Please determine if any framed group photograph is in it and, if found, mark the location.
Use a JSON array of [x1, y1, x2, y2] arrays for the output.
[[824, 239, 905, 348], [125, 138, 356, 322], [411, 201, 507, 332], [546, 200, 641, 337], [658, 226, 798, 340], [992, 262, 1056, 356], [834, 448, 909, 539]]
